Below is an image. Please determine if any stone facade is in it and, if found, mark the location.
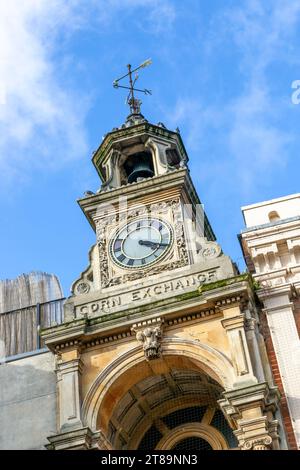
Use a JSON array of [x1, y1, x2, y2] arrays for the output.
[[240, 193, 300, 449], [2, 114, 296, 451], [41, 113, 283, 451]]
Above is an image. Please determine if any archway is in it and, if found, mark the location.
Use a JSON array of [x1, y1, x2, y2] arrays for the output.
[[107, 367, 237, 450], [82, 339, 238, 450]]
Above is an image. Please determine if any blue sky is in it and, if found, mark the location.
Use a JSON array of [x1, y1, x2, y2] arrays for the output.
[[1, 0, 300, 296]]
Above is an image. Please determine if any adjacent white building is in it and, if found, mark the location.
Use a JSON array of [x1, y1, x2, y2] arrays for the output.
[[240, 193, 300, 448]]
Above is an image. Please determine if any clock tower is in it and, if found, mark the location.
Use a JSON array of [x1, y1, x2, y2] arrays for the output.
[[42, 108, 283, 450]]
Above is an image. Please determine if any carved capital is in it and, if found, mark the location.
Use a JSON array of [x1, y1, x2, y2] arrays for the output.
[[242, 435, 272, 451]]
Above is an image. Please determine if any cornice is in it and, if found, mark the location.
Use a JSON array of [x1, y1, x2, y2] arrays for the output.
[[256, 283, 293, 301], [241, 218, 300, 241], [41, 275, 252, 353]]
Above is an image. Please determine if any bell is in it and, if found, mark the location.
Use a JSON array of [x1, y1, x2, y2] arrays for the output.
[[126, 153, 154, 183]]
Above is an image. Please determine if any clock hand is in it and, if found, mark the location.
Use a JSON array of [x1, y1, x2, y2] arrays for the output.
[[138, 240, 169, 248]]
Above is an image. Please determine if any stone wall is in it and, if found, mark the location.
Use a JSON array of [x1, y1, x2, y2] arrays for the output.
[[0, 352, 57, 450]]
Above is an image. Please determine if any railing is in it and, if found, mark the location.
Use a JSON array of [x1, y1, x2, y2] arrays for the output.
[[0, 298, 65, 359]]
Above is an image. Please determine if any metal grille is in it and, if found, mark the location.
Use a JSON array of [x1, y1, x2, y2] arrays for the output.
[[211, 409, 238, 448], [173, 437, 212, 451], [112, 370, 238, 451], [136, 405, 237, 450], [162, 406, 207, 429], [138, 425, 162, 451]]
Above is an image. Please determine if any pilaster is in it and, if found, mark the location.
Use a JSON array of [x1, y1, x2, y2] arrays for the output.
[[219, 383, 280, 450], [56, 347, 83, 431], [221, 305, 257, 387]]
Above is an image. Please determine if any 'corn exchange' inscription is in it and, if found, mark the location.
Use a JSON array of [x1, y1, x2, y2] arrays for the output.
[[77, 270, 217, 318]]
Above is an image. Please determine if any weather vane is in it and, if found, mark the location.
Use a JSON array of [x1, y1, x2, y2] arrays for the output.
[[113, 59, 152, 114]]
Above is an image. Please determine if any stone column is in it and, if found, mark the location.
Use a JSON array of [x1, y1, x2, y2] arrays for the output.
[[219, 383, 280, 450], [56, 348, 83, 431], [221, 305, 257, 387]]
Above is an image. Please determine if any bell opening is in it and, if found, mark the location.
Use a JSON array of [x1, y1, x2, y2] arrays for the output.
[[124, 151, 154, 184], [166, 148, 181, 169]]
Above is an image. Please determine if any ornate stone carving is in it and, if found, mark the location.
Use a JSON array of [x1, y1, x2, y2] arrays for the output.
[[197, 240, 221, 260], [132, 319, 164, 360], [71, 245, 95, 296], [242, 436, 272, 450], [98, 239, 109, 287], [97, 198, 189, 288], [76, 282, 90, 295], [175, 223, 189, 266]]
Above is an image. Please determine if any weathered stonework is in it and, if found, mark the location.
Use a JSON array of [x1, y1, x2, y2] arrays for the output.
[[41, 114, 282, 451], [241, 193, 300, 448], [132, 318, 164, 360]]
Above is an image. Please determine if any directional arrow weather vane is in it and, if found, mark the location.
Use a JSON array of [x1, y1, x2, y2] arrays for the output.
[[113, 59, 152, 114]]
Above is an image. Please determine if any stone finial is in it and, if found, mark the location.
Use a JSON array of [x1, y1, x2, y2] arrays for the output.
[[132, 318, 164, 360]]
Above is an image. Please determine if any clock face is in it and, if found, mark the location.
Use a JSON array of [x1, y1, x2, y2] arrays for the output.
[[110, 218, 173, 269]]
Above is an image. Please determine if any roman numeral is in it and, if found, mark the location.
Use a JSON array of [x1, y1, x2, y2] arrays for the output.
[[117, 254, 126, 263], [114, 239, 123, 251]]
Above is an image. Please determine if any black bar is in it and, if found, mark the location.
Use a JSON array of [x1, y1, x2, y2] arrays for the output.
[[36, 303, 41, 350]]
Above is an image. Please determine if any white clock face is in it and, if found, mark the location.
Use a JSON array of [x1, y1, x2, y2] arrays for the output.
[[110, 218, 173, 268]]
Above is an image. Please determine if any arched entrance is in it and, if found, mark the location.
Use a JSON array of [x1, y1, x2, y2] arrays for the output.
[[82, 341, 239, 450], [107, 367, 237, 450]]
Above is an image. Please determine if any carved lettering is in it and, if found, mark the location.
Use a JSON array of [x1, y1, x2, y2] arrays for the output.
[[153, 286, 162, 295], [175, 280, 184, 290], [76, 270, 218, 318], [164, 282, 174, 293], [208, 271, 216, 281], [143, 288, 151, 299], [111, 297, 121, 307], [185, 277, 196, 287], [197, 274, 206, 283], [100, 300, 109, 310], [132, 291, 141, 301]]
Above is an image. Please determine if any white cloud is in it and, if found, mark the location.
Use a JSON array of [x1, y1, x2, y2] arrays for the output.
[[0, 0, 176, 189], [0, 1, 91, 187]]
